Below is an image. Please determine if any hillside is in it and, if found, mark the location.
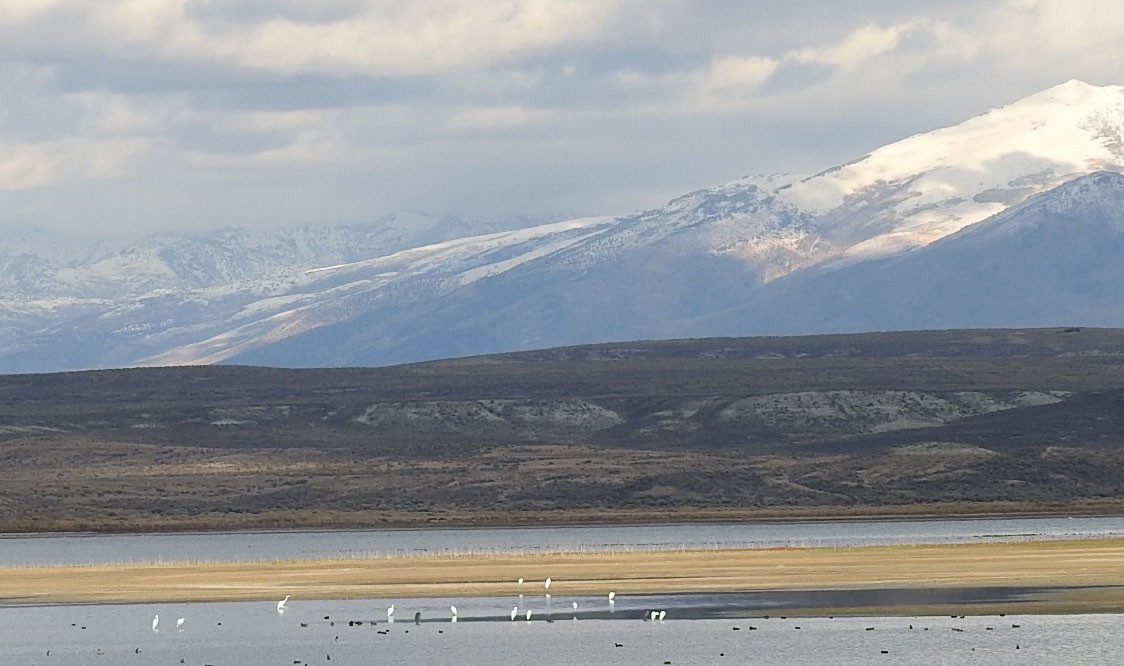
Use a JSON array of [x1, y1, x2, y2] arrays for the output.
[[4, 81, 1124, 373], [5, 328, 1124, 532]]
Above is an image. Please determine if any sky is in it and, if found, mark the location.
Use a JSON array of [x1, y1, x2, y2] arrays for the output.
[[2, 0, 1124, 238]]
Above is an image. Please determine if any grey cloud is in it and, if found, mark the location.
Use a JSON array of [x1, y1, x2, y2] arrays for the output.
[[50, 57, 438, 111], [183, 0, 372, 25]]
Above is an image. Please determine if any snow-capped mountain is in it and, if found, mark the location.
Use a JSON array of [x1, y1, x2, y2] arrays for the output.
[[1, 211, 548, 300], [691, 169, 1124, 336], [3, 80, 1124, 373]]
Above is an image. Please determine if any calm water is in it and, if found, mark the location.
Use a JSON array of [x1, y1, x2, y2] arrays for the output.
[[2, 598, 1121, 665], [4, 517, 1124, 663], [4, 515, 1124, 566]]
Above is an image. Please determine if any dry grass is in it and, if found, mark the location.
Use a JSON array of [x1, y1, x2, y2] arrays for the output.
[[7, 538, 1124, 610]]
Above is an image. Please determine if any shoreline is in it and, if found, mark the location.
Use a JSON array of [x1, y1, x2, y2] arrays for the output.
[[6, 538, 1124, 615]]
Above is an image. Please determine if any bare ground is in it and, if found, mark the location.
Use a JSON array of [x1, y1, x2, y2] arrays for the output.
[[7, 538, 1124, 615]]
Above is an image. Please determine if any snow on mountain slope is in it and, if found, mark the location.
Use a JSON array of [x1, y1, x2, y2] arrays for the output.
[[2, 211, 549, 300], [4, 80, 1124, 373], [696, 171, 1124, 336], [138, 217, 619, 366], [749, 79, 1124, 259]]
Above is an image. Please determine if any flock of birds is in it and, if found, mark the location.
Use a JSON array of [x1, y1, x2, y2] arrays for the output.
[[149, 577, 634, 636], [55, 580, 1033, 662]]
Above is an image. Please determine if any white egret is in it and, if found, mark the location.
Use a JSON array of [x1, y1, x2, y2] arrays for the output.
[[525, 609, 533, 621], [658, 610, 667, 621], [450, 605, 458, 622], [176, 617, 185, 630], [517, 578, 524, 586], [387, 605, 395, 623], [511, 606, 518, 621], [151, 614, 159, 632], [572, 601, 578, 610], [608, 592, 616, 602], [544, 577, 552, 590], [277, 595, 290, 613]]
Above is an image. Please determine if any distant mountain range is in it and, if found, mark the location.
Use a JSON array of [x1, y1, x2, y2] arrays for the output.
[[4, 79, 1124, 373]]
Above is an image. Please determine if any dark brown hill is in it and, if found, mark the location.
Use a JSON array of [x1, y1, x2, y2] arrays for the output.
[[4, 327, 1124, 532]]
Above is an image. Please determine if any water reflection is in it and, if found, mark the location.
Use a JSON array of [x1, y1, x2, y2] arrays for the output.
[[2, 598, 1121, 665]]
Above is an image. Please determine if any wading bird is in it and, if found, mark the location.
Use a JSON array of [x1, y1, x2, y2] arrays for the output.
[[277, 595, 290, 613]]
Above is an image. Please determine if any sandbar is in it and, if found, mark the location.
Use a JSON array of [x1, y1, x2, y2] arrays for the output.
[[5, 538, 1124, 615]]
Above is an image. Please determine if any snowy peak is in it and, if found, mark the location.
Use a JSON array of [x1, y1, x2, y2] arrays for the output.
[[735, 79, 1124, 261], [4, 80, 1124, 373], [947, 170, 1124, 242]]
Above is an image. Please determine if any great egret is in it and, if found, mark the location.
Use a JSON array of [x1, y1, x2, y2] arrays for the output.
[[544, 577, 552, 590], [658, 610, 667, 621], [387, 605, 395, 623], [525, 609, 533, 621], [517, 578, 524, 585], [608, 592, 616, 602], [572, 601, 578, 610], [277, 595, 290, 613], [151, 614, 159, 632], [511, 606, 518, 621], [450, 605, 458, 623], [176, 618, 185, 630]]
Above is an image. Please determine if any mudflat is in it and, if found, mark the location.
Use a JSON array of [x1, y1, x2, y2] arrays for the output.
[[6, 538, 1124, 615]]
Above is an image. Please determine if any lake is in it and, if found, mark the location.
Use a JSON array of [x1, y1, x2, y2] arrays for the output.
[[2, 598, 1121, 665], [4, 514, 1124, 566], [4, 516, 1124, 664]]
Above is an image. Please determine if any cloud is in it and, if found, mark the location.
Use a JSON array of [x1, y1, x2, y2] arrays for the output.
[[793, 22, 916, 69], [0, 1, 633, 77], [0, 136, 150, 190], [450, 105, 557, 130], [3, 1, 1124, 237]]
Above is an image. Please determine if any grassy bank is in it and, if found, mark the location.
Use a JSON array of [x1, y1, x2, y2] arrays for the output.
[[6, 538, 1124, 615]]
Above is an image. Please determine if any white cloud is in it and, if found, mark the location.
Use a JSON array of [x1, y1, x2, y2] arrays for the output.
[[794, 21, 916, 69], [4, 1, 1124, 236], [0, 0, 66, 22], [0, 137, 150, 190], [702, 55, 779, 91], [0, 0, 633, 77], [450, 105, 556, 130], [63, 91, 169, 135]]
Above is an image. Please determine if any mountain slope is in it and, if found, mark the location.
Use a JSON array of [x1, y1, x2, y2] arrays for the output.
[[219, 82, 1124, 368], [4, 80, 1124, 372], [760, 78, 1124, 258], [697, 170, 1124, 336]]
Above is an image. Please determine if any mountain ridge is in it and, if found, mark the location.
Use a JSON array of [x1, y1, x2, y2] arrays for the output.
[[3, 80, 1124, 373]]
